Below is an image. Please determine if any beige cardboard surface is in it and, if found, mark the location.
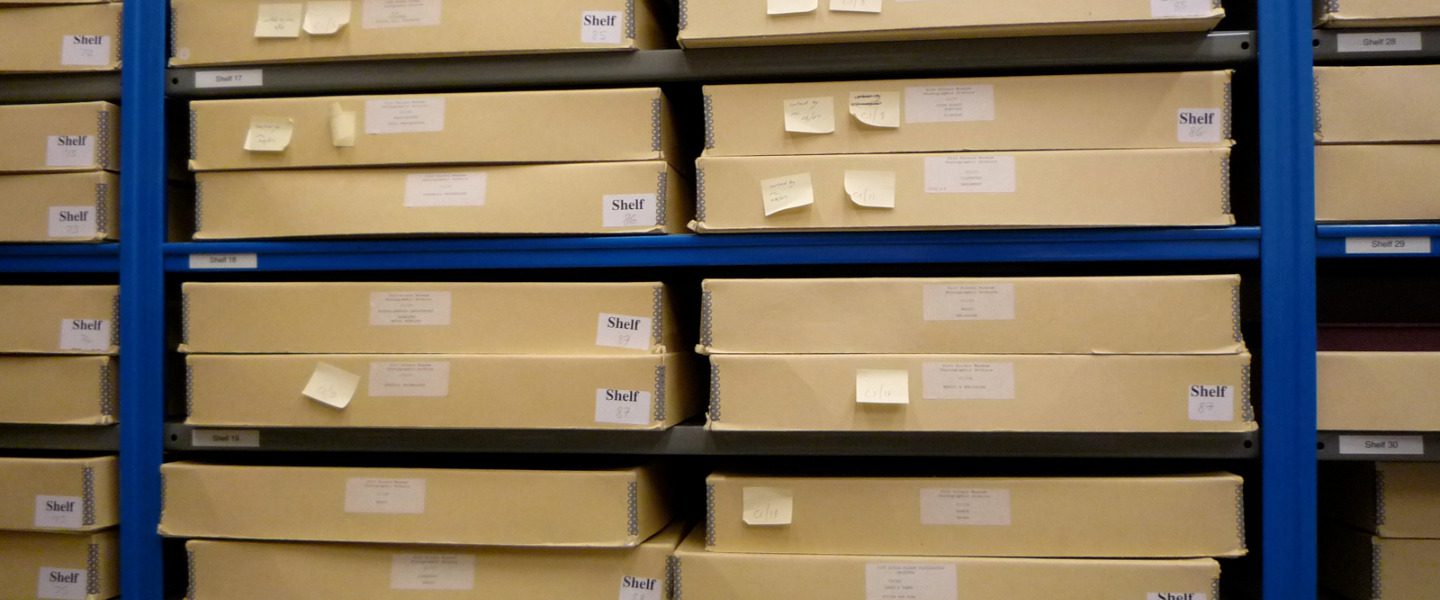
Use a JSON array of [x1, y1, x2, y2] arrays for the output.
[[706, 472, 1247, 558], [0, 3, 121, 73], [0, 530, 118, 600], [160, 462, 670, 547], [680, 0, 1221, 48], [0, 456, 117, 532], [1324, 462, 1440, 538], [180, 281, 679, 355], [1317, 145, 1440, 221], [703, 71, 1233, 157], [0, 285, 118, 354], [0, 172, 119, 242], [694, 148, 1233, 232], [1321, 526, 1440, 600], [185, 353, 699, 429], [1316, 65, 1440, 144], [1321, 0, 1440, 27], [0, 356, 115, 425], [185, 525, 682, 599], [172, 0, 667, 67], [193, 161, 690, 240], [699, 276, 1245, 355], [1319, 352, 1440, 430], [0, 102, 119, 173], [189, 88, 675, 171], [708, 353, 1255, 433]]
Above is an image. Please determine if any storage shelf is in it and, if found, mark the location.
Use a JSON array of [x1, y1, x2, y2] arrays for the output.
[[0, 244, 120, 273], [1314, 27, 1440, 63], [1318, 431, 1440, 461], [167, 423, 1258, 458], [0, 425, 118, 451], [166, 31, 1255, 98], [1316, 224, 1440, 258], [0, 73, 122, 104]]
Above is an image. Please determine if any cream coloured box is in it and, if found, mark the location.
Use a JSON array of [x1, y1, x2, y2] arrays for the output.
[[0, 456, 118, 533], [0, 530, 118, 600], [0, 3, 121, 73]]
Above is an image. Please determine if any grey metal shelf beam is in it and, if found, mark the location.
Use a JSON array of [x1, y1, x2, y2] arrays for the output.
[[0, 73, 122, 103], [1318, 431, 1440, 461], [0, 425, 119, 451], [167, 31, 1255, 98], [1314, 27, 1440, 63]]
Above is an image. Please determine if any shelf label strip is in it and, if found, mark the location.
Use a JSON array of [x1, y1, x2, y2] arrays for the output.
[[1343, 237, 1432, 255]]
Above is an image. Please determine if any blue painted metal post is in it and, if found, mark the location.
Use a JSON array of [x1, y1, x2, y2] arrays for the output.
[[1259, 0, 1318, 596], [119, 0, 168, 597]]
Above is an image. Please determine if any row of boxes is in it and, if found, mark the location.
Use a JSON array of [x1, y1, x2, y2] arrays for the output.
[[0, 457, 119, 600], [1321, 462, 1440, 599], [0, 285, 118, 425], [1319, 325, 1440, 431], [0, 102, 120, 243], [0, 1, 121, 74]]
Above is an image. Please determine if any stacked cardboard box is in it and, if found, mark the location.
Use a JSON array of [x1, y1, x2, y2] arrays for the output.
[[1319, 0, 1440, 27], [0, 457, 120, 600], [1319, 325, 1440, 431], [0, 286, 119, 425], [1321, 463, 1440, 598], [0, 103, 120, 243], [0, 1, 121, 73], [693, 71, 1236, 232], [1316, 65, 1440, 221]]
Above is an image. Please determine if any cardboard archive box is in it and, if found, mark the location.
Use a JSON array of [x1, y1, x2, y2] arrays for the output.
[[693, 148, 1234, 232], [0, 102, 119, 173], [1321, 526, 1440, 600], [672, 532, 1222, 600], [1323, 462, 1440, 538], [159, 462, 670, 547], [1320, 352, 1440, 430], [707, 353, 1255, 433], [185, 353, 699, 429], [679, 0, 1223, 48], [1320, 0, 1440, 27], [702, 71, 1233, 157], [180, 281, 679, 355], [0, 456, 118, 533], [0, 356, 115, 425], [192, 161, 690, 239], [1315, 65, 1440, 143], [0, 285, 118, 354], [0, 530, 118, 600], [188, 88, 677, 171], [183, 525, 683, 599], [1317, 145, 1440, 221], [699, 276, 1245, 355], [705, 473, 1247, 558], [0, 172, 119, 242], [171, 0, 667, 67], [0, 3, 121, 73]]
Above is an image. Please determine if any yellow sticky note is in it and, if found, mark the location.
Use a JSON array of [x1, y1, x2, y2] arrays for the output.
[[768, 0, 818, 15], [848, 91, 900, 128], [329, 103, 356, 147], [742, 487, 793, 526], [303, 1, 352, 35], [856, 369, 910, 404], [244, 117, 295, 152], [761, 173, 814, 217], [303, 362, 361, 410], [845, 170, 896, 209], [830, 0, 882, 13], [255, 3, 303, 38], [784, 97, 835, 134]]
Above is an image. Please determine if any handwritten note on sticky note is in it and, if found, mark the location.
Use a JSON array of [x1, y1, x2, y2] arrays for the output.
[[244, 117, 295, 152], [303, 362, 361, 409], [743, 487, 793, 526], [849, 91, 900, 128], [857, 369, 910, 405], [845, 170, 896, 209], [761, 173, 815, 217], [330, 103, 356, 147], [830, 0, 882, 13], [304, 1, 352, 35], [255, 4, 304, 38], [784, 97, 835, 134], [769, 0, 818, 15]]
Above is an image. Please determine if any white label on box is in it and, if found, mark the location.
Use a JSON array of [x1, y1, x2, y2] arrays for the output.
[[191, 429, 261, 448], [856, 369, 910, 405], [59, 319, 110, 352], [1150, 0, 1213, 17], [865, 564, 958, 600], [1188, 384, 1235, 422], [923, 156, 1016, 194], [922, 362, 1015, 400], [46, 136, 95, 168], [34, 496, 83, 530], [830, 0, 883, 13], [365, 98, 445, 134], [189, 254, 259, 270], [761, 172, 815, 217], [362, 0, 442, 28], [603, 193, 659, 228], [742, 486, 793, 526], [370, 362, 451, 397], [919, 488, 1011, 526], [255, 3, 304, 38], [1337, 32, 1423, 53], [596, 388, 653, 425], [303, 362, 362, 409], [48, 206, 98, 239], [768, 0, 818, 15], [1338, 435, 1425, 456], [195, 69, 265, 89], [596, 313, 653, 351], [346, 478, 427, 514], [1147, 594, 1208, 600], [60, 35, 111, 67], [620, 576, 664, 600], [581, 11, 623, 44], [390, 554, 475, 590], [404, 172, 487, 207], [1178, 109, 1222, 143], [1345, 237, 1432, 255], [904, 85, 994, 123], [37, 568, 87, 600], [922, 284, 1015, 321], [370, 292, 453, 326]]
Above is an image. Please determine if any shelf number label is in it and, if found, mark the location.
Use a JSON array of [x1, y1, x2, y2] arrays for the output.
[[1338, 435, 1424, 456], [1344, 237, 1432, 255], [194, 69, 265, 89], [191, 429, 261, 448], [1337, 32, 1422, 53], [189, 254, 259, 270]]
